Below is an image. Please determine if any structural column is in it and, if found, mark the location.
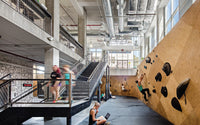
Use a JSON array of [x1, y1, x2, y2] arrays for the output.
[[45, 0, 60, 41], [78, 14, 87, 58], [44, 48, 59, 99], [97, 81, 101, 103]]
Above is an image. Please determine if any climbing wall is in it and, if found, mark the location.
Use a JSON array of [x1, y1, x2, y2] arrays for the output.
[[136, 1, 200, 124], [101, 76, 141, 97]]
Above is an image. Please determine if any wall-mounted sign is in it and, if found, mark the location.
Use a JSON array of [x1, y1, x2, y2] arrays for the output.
[[23, 83, 32, 87]]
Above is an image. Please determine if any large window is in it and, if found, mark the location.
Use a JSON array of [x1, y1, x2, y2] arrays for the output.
[[108, 51, 140, 69], [89, 49, 102, 62], [165, 0, 180, 34]]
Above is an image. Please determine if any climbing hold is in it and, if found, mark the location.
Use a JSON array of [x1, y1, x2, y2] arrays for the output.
[[146, 57, 151, 63], [177, 78, 190, 105], [162, 62, 172, 76], [152, 89, 156, 93], [161, 86, 168, 97], [171, 97, 182, 112], [155, 72, 162, 82], [153, 86, 155, 88], [144, 66, 147, 69], [153, 60, 155, 63], [151, 62, 152, 64], [156, 55, 158, 57]]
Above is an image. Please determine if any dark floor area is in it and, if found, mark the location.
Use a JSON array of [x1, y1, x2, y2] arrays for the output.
[[79, 96, 173, 125]]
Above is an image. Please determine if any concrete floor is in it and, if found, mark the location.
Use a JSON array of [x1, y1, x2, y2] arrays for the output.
[[23, 96, 172, 125], [79, 96, 173, 125]]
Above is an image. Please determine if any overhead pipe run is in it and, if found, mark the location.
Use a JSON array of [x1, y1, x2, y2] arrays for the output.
[[102, 0, 115, 38], [117, 0, 125, 32]]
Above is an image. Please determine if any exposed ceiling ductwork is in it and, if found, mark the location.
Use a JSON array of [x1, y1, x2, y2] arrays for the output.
[[102, 0, 115, 38], [117, 0, 125, 32]]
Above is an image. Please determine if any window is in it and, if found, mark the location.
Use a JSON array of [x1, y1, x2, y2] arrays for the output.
[[108, 51, 139, 69], [173, 11, 179, 26], [173, 0, 179, 12], [166, 0, 171, 23], [89, 49, 102, 62], [167, 21, 172, 34], [165, 0, 180, 35]]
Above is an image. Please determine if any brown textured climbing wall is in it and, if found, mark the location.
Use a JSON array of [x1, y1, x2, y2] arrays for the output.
[[136, 1, 200, 124], [101, 76, 141, 98]]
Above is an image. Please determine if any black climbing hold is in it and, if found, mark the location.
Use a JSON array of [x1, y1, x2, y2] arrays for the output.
[[151, 62, 152, 64], [155, 72, 162, 82], [153, 86, 155, 88], [144, 66, 147, 69], [161, 86, 168, 97], [171, 97, 182, 112], [162, 62, 172, 76], [156, 55, 158, 57], [152, 89, 156, 93], [177, 78, 190, 99], [146, 57, 151, 63], [153, 60, 155, 63]]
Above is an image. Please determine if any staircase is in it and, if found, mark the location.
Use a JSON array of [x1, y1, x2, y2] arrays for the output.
[[77, 62, 99, 81], [61, 62, 99, 100], [0, 62, 108, 125]]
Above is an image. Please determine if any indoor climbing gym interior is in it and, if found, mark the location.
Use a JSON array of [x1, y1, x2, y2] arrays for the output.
[[0, 0, 199, 125]]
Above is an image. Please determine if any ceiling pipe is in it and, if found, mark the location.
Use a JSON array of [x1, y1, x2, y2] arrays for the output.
[[117, 0, 125, 32], [102, 0, 115, 38]]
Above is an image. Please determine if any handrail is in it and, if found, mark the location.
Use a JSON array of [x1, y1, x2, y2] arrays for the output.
[[60, 25, 83, 49], [0, 73, 11, 80], [88, 62, 100, 81], [87, 54, 107, 81], [0, 80, 11, 88]]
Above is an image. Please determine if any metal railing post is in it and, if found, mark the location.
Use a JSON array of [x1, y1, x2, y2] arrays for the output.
[[69, 74, 72, 107], [105, 66, 108, 101], [8, 81, 12, 107]]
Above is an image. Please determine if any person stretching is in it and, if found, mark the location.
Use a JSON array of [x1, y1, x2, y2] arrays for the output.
[[135, 73, 151, 101]]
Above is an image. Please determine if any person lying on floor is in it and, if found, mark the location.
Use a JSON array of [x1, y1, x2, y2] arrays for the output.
[[89, 102, 110, 125], [135, 73, 151, 101]]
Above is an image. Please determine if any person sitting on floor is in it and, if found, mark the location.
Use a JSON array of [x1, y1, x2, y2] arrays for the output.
[[135, 73, 151, 101], [89, 102, 110, 125]]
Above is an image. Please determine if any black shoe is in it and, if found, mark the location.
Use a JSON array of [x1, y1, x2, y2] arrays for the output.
[[145, 99, 148, 101], [148, 94, 151, 97]]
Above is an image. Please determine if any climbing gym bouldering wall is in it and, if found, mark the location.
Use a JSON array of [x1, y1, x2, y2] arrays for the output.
[[101, 76, 141, 98], [136, 1, 200, 124]]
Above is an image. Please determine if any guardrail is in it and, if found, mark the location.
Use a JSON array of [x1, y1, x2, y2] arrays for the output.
[[0, 74, 90, 109], [1, 0, 52, 35]]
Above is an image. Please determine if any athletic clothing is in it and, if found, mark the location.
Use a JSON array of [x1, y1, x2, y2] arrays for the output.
[[141, 89, 151, 101], [137, 83, 150, 101], [50, 71, 61, 87], [137, 84, 143, 91], [64, 73, 70, 85], [89, 108, 97, 125], [64, 73, 75, 85]]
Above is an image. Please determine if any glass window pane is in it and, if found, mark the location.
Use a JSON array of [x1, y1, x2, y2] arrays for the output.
[[123, 53, 128, 60], [96, 49, 102, 52], [118, 53, 123, 60], [173, 11, 179, 26], [173, 0, 179, 12], [166, 21, 172, 34], [166, 0, 171, 22], [117, 61, 123, 68]]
